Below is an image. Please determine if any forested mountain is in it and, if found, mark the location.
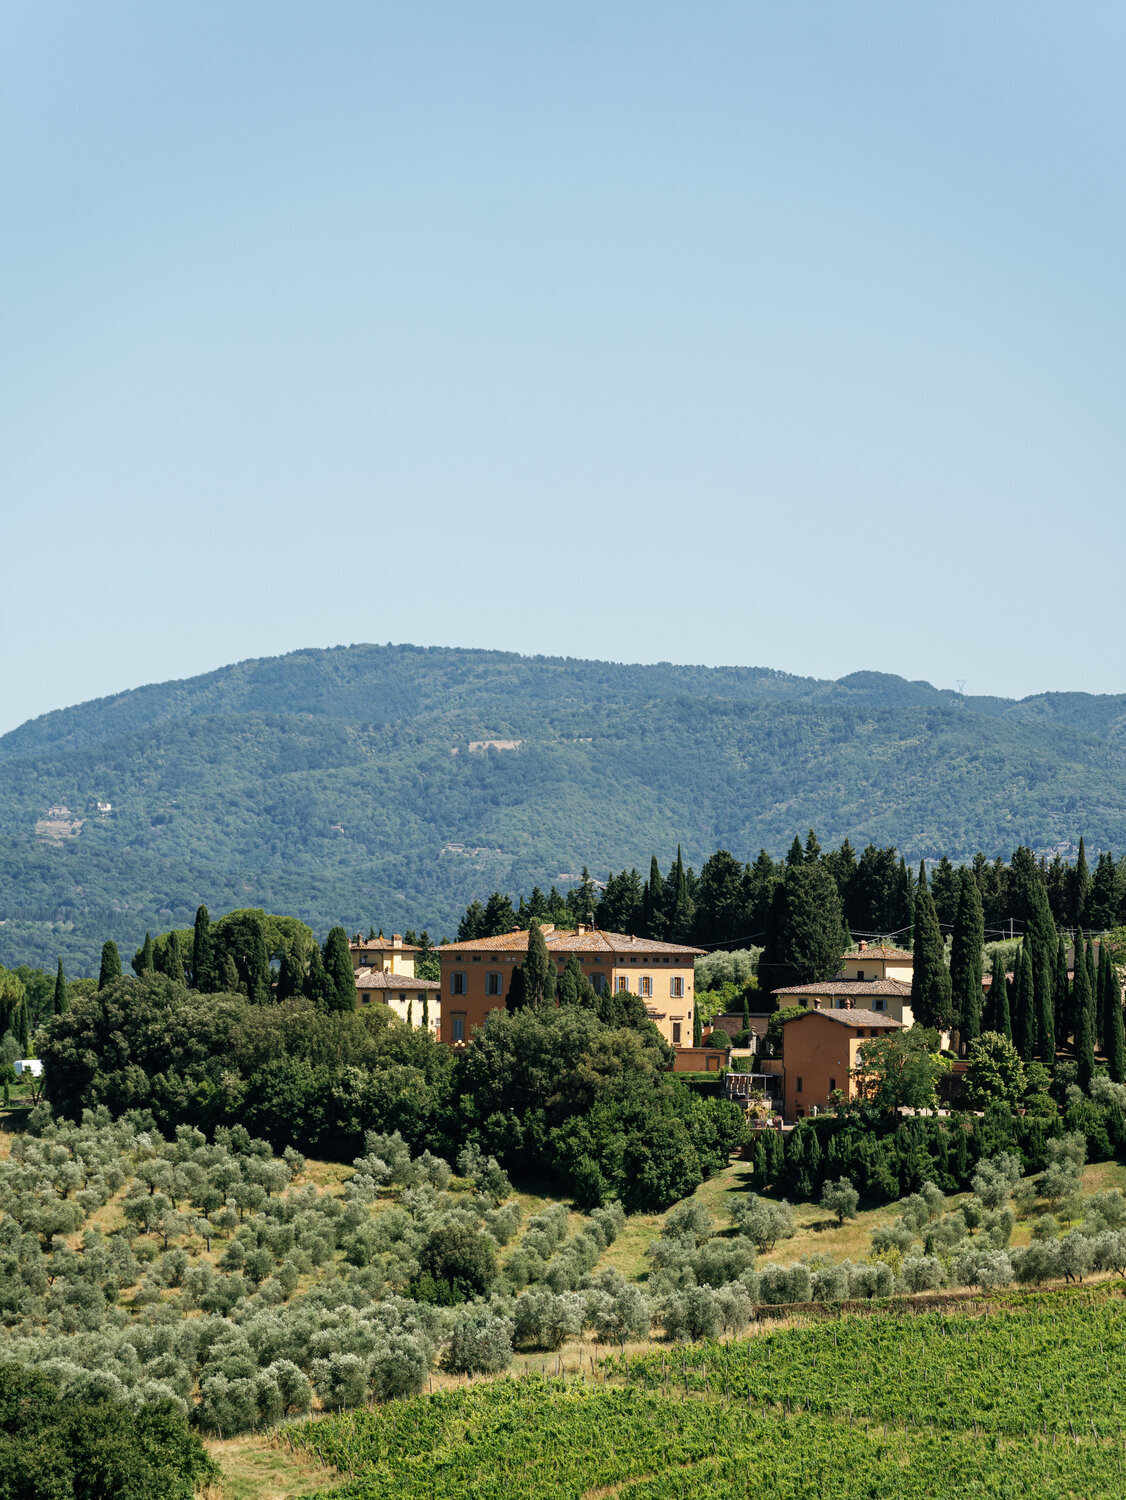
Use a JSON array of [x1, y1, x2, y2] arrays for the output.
[[2, 643, 1125, 973]]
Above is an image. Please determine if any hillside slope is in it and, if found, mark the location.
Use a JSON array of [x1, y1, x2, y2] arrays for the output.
[[2, 643, 1124, 972]]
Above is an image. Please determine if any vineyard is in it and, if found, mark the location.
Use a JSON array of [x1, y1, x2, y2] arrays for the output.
[[284, 1290, 1126, 1498]]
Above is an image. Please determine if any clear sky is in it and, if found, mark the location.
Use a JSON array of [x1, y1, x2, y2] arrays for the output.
[[3, 2, 1123, 734]]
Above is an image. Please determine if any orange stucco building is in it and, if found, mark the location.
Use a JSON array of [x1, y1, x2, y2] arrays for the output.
[[436, 925, 702, 1048], [781, 1007, 902, 1118]]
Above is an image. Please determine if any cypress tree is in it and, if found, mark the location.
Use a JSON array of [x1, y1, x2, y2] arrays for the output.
[[693, 1008, 702, 1046], [163, 930, 186, 986], [642, 856, 667, 940], [192, 906, 213, 992], [97, 940, 122, 990], [1086, 938, 1098, 1013], [17, 1001, 29, 1054], [1105, 956, 1125, 1085], [1054, 933, 1070, 1046], [949, 869, 984, 1046], [1036, 954, 1055, 1064], [505, 964, 527, 1012], [1024, 880, 1058, 1057], [52, 959, 68, 1017], [1073, 930, 1095, 1088], [522, 920, 553, 1005], [133, 932, 154, 976], [304, 944, 330, 1006], [910, 866, 953, 1032], [759, 862, 846, 992], [665, 847, 694, 942], [221, 953, 242, 994], [1012, 944, 1036, 1062], [1072, 837, 1090, 927], [422, 993, 430, 1030], [558, 954, 582, 1007], [276, 952, 302, 1001], [991, 953, 1012, 1041], [1095, 944, 1110, 1052], [742, 992, 751, 1032], [322, 927, 356, 1013]]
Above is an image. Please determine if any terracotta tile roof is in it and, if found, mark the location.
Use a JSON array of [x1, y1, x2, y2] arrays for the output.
[[844, 946, 913, 961], [772, 978, 912, 997], [785, 1008, 903, 1029], [351, 936, 420, 954], [437, 927, 704, 957], [354, 969, 439, 992]]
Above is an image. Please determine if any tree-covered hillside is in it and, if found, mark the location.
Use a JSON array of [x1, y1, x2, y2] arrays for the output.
[[2, 643, 1125, 972]]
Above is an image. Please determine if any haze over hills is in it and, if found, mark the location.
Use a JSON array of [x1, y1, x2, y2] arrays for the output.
[[2, 642, 1125, 974]]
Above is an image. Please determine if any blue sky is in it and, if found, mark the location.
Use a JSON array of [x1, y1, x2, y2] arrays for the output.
[[3, 2, 1123, 733]]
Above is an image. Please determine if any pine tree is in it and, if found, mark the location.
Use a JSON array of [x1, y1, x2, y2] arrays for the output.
[[803, 828, 822, 864], [642, 856, 666, 940], [910, 866, 953, 1032], [1071, 837, 1090, 927], [97, 940, 122, 990], [949, 869, 984, 1046], [322, 927, 356, 1013], [133, 932, 154, 976], [52, 959, 68, 1017], [1012, 944, 1036, 1062], [192, 906, 213, 991], [1073, 930, 1095, 1089], [786, 837, 805, 868]]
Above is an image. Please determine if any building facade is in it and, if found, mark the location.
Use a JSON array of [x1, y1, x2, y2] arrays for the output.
[[354, 968, 441, 1035], [771, 977, 916, 1026], [349, 934, 421, 977], [781, 1008, 902, 1118], [436, 925, 702, 1048], [837, 943, 914, 984]]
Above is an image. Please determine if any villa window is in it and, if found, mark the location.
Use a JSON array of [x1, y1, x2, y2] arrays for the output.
[[639, 976, 652, 998], [592, 973, 607, 995], [796, 1077, 803, 1093], [616, 977, 629, 994], [450, 972, 467, 995], [486, 972, 503, 996], [451, 1014, 466, 1042], [672, 1022, 682, 1044], [670, 976, 684, 998]]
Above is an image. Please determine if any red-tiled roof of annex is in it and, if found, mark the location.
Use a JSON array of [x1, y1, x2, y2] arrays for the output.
[[772, 978, 912, 997], [843, 946, 913, 960], [784, 1008, 903, 1029], [437, 927, 704, 957], [354, 969, 439, 991], [350, 936, 421, 953]]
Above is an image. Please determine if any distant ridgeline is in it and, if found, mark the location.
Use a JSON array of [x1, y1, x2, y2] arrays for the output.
[[1, 642, 1125, 972]]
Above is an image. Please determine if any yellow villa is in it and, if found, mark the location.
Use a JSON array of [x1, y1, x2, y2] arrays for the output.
[[349, 933, 440, 1035]]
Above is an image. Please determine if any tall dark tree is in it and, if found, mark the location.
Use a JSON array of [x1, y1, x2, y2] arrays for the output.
[[1036, 952, 1055, 1064], [1086, 937, 1098, 1018], [741, 850, 780, 939], [693, 850, 744, 946], [481, 892, 518, 939], [642, 856, 667, 940], [598, 869, 643, 934], [18, 1000, 29, 1053], [52, 959, 68, 1017], [133, 932, 155, 976], [803, 828, 822, 864], [458, 901, 486, 942], [785, 836, 805, 868], [522, 919, 554, 1006], [504, 963, 527, 1012], [759, 861, 846, 993], [322, 926, 356, 1013], [1088, 852, 1119, 933], [565, 868, 599, 926], [191, 905, 213, 992], [909, 865, 953, 1032], [276, 951, 304, 1001], [1069, 837, 1090, 927], [985, 952, 1011, 1040], [1105, 956, 1126, 1085], [1011, 943, 1036, 1063], [929, 856, 959, 929], [1054, 933, 1071, 1046], [97, 940, 122, 990], [897, 856, 916, 940], [161, 930, 186, 987], [948, 868, 984, 1046], [665, 847, 694, 942], [558, 953, 593, 1008], [1073, 929, 1096, 1089]]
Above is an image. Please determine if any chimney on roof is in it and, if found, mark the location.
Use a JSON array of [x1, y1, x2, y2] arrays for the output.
[[392, 933, 402, 946], [576, 924, 587, 935]]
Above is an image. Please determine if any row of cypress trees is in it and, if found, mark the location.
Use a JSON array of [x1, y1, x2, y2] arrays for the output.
[[92, 907, 359, 1014]]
